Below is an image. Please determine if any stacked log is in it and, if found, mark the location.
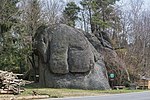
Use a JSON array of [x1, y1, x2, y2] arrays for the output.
[[0, 70, 25, 94]]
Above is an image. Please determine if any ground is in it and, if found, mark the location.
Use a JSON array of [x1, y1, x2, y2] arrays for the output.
[[21, 88, 145, 98], [0, 84, 146, 100]]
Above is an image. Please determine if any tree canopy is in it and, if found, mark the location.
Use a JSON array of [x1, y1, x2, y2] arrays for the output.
[[63, 2, 80, 27]]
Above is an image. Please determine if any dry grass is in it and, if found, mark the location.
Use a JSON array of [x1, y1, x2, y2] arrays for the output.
[[0, 87, 146, 100], [21, 88, 145, 98]]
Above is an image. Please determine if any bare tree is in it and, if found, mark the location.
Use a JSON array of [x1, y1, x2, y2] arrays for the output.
[[19, 0, 43, 81], [116, 0, 150, 82], [41, 0, 65, 26]]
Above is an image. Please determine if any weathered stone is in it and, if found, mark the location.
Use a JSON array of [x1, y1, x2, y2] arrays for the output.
[[84, 30, 129, 84], [34, 24, 111, 90], [102, 47, 130, 84]]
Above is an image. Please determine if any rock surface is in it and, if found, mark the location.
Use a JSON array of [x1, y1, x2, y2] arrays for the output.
[[34, 24, 112, 90], [84, 31, 129, 85]]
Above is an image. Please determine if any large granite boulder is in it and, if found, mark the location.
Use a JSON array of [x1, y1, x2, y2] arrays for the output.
[[84, 31, 129, 85], [34, 24, 110, 90]]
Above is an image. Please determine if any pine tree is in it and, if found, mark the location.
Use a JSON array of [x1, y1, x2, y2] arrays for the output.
[[0, 0, 31, 73], [0, 0, 19, 36], [63, 2, 80, 27], [80, 0, 120, 32], [0, 0, 22, 71]]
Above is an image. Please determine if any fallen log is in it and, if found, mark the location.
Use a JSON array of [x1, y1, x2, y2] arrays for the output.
[[0, 89, 14, 94], [15, 95, 49, 100]]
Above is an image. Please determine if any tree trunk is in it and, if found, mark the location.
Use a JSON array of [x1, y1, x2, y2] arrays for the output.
[[81, 11, 87, 32]]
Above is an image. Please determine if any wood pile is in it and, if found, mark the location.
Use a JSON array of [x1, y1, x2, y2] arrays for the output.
[[0, 70, 26, 94], [0, 95, 49, 100]]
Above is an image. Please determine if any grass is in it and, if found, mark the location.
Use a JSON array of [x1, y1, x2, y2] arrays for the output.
[[21, 84, 146, 98]]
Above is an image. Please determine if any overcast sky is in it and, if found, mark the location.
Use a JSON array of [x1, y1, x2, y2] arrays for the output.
[[117, 0, 150, 9], [63, 0, 150, 10]]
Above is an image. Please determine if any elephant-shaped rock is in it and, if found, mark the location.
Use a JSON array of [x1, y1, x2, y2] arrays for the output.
[[34, 24, 110, 90]]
